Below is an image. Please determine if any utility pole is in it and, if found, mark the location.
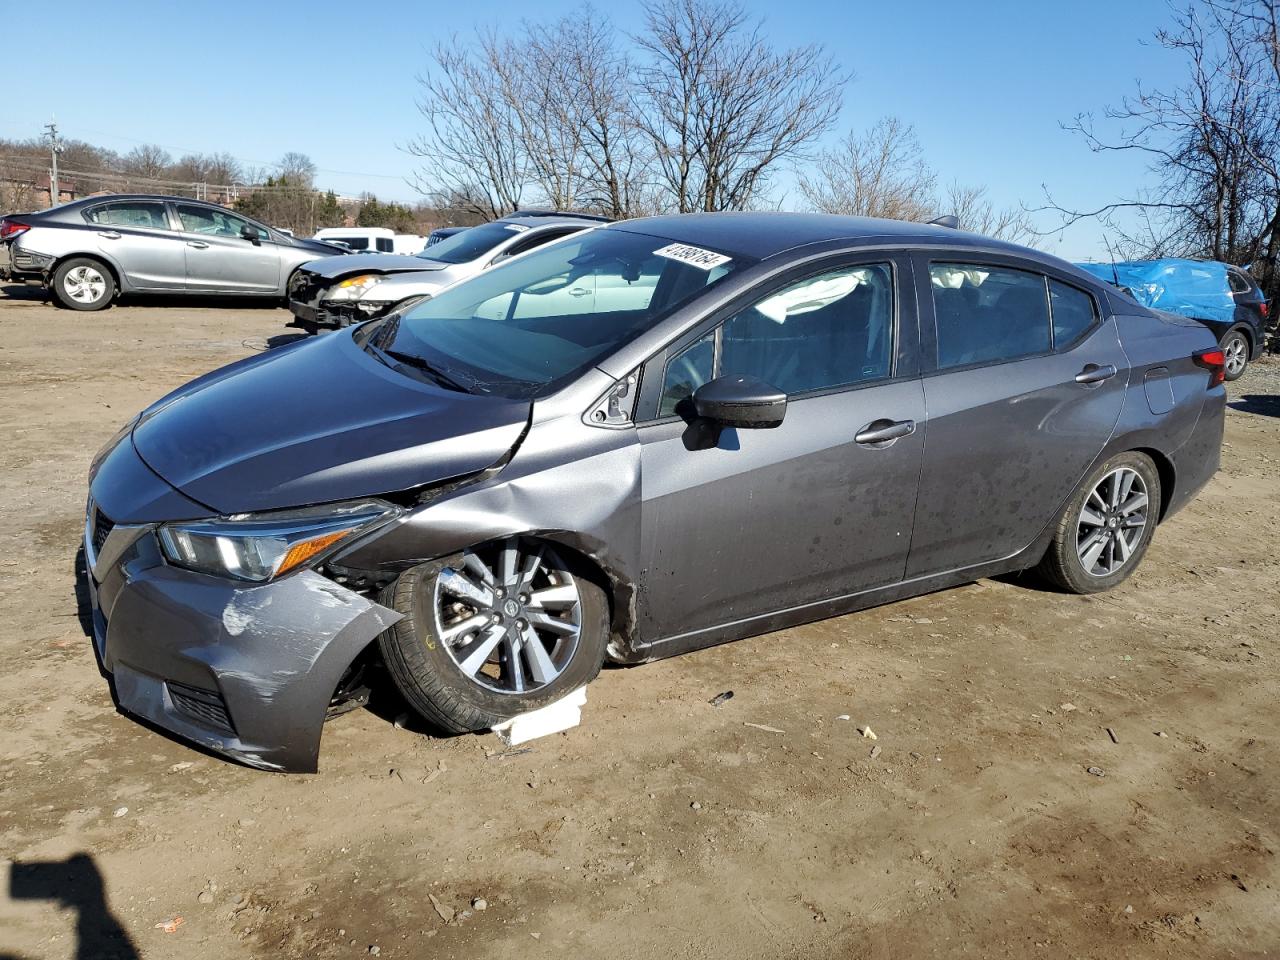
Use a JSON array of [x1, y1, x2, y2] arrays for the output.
[[43, 119, 63, 204]]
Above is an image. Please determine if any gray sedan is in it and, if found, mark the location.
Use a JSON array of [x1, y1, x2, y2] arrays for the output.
[[0, 195, 345, 310], [83, 213, 1226, 772]]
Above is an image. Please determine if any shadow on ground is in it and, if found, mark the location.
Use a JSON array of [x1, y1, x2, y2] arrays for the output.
[[0, 282, 46, 302], [4, 854, 139, 960], [0, 283, 286, 312], [1231, 393, 1280, 418]]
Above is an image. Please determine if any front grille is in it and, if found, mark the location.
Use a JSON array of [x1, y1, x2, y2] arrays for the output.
[[168, 681, 236, 736], [92, 508, 115, 556]]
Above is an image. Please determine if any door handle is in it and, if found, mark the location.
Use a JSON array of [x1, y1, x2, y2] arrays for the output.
[[568, 287, 590, 298], [97, 231, 122, 240], [1075, 363, 1117, 384], [855, 418, 916, 445], [187, 241, 209, 250]]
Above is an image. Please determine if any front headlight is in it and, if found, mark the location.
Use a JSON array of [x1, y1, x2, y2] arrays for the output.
[[325, 275, 382, 302], [158, 500, 399, 582]]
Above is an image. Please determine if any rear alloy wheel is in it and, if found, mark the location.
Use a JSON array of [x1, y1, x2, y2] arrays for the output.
[[1220, 328, 1249, 381], [52, 257, 115, 311], [1036, 451, 1161, 594], [377, 538, 607, 733]]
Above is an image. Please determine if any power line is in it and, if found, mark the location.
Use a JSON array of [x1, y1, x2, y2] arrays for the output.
[[3, 119, 408, 182]]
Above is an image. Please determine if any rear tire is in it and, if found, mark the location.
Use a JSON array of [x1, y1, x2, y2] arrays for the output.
[[51, 257, 115, 311], [377, 538, 607, 734], [1036, 451, 1161, 594], [1219, 326, 1250, 381]]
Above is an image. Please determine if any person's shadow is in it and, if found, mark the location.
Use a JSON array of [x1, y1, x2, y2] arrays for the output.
[[4, 854, 139, 959]]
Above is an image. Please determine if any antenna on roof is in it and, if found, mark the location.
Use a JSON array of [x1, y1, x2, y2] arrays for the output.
[[928, 215, 959, 230], [1102, 234, 1122, 289]]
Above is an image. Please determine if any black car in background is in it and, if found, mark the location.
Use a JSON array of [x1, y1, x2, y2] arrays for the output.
[[1218, 265, 1271, 379]]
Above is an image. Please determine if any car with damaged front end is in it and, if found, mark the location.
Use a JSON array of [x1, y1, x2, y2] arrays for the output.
[[287, 212, 605, 332], [85, 214, 1227, 772]]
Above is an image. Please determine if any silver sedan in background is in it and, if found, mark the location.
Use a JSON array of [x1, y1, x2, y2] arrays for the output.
[[0, 195, 345, 311], [287, 211, 608, 332]]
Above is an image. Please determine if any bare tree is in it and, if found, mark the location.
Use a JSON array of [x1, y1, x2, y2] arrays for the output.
[[798, 117, 936, 220], [1040, 0, 1280, 293], [121, 144, 172, 181], [939, 183, 1034, 244], [566, 14, 654, 217], [408, 37, 528, 219], [277, 151, 317, 187], [634, 0, 846, 212]]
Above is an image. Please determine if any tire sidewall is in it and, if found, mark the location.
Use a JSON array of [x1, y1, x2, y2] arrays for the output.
[[1054, 452, 1162, 593], [387, 550, 608, 726], [53, 258, 115, 311]]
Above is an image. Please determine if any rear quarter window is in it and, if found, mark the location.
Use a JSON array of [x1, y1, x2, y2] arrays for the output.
[[1049, 280, 1098, 347]]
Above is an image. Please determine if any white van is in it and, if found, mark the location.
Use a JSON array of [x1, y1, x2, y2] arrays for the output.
[[312, 227, 425, 255]]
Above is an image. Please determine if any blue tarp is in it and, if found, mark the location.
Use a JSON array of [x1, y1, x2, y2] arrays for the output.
[[1075, 258, 1237, 323]]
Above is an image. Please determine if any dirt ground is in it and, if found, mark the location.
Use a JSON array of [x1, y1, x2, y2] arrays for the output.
[[0, 287, 1277, 960]]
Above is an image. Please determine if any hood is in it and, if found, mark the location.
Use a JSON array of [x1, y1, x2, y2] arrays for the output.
[[131, 331, 530, 514], [293, 237, 350, 256], [303, 253, 447, 280], [366, 266, 470, 299]]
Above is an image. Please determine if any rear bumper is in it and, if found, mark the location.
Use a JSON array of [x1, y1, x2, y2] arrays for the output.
[[0, 242, 49, 281], [1165, 388, 1226, 521]]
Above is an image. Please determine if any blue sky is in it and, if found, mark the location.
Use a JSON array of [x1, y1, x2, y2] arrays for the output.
[[1, 0, 1182, 259]]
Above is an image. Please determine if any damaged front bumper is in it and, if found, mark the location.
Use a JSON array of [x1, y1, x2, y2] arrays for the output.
[[287, 271, 395, 330], [289, 298, 394, 330], [85, 445, 401, 773]]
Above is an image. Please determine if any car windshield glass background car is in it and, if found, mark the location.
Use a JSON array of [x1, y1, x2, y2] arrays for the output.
[[657, 264, 895, 416], [384, 229, 749, 397], [414, 222, 528, 265], [930, 263, 1052, 368]]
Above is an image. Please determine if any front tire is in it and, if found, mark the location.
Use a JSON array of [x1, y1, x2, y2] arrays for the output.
[[1036, 451, 1161, 594], [1220, 326, 1250, 381], [52, 258, 115, 311], [377, 538, 607, 734]]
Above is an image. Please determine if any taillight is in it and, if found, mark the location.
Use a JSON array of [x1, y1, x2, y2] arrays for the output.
[[1260, 300, 1270, 319], [0, 219, 30, 241], [1193, 348, 1226, 388]]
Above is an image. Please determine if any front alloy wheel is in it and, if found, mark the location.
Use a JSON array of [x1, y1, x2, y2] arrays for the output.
[[377, 538, 607, 734], [433, 541, 583, 695]]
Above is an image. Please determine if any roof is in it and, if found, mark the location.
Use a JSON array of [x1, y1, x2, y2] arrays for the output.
[[52, 194, 231, 207], [611, 211, 1033, 261], [498, 212, 609, 229]]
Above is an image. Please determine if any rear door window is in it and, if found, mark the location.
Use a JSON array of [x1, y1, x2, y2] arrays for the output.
[[85, 201, 170, 230], [930, 263, 1051, 369]]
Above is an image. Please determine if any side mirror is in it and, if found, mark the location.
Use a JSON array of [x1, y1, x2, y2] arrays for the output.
[[692, 375, 787, 429], [240, 224, 262, 245]]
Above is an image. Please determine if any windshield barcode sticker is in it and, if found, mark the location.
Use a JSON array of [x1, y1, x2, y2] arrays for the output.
[[653, 243, 731, 271]]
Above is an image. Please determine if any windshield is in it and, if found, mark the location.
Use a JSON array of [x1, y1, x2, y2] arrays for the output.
[[374, 228, 749, 398], [415, 221, 532, 264]]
